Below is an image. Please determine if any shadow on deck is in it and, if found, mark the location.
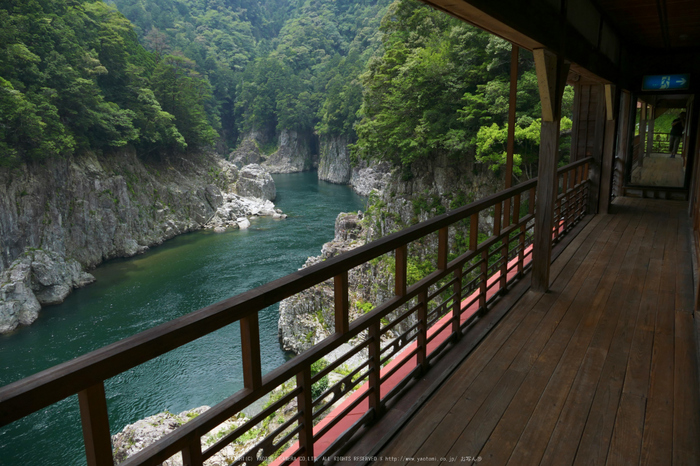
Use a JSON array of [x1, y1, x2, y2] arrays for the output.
[[348, 197, 700, 466]]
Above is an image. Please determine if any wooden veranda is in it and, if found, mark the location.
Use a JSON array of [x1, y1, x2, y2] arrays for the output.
[[370, 198, 700, 466], [2, 0, 700, 465]]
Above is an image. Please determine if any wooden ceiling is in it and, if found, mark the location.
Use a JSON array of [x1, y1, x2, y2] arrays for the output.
[[597, 0, 700, 50]]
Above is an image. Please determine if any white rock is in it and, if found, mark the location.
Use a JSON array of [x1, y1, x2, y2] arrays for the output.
[[237, 218, 251, 230]]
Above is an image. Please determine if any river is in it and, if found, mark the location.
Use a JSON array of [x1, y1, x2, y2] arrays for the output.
[[0, 172, 365, 465]]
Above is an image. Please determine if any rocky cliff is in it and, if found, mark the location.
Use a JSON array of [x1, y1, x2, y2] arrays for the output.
[[0, 151, 282, 334], [318, 135, 352, 184], [279, 153, 501, 354], [230, 130, 318, 175]]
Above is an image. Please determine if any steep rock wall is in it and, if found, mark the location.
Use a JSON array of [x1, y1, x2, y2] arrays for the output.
[[318, 135, 352, 184], [279, 154, 502, 354], [263, 130, 317, 173], [0, 151, 281, 333]]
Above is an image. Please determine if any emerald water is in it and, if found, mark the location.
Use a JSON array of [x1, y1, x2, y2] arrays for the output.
[[0, 172, 365, 465]]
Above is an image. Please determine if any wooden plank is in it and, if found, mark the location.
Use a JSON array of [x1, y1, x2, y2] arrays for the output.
[[573, 205, 658, 466], [376, 211, 613, 464], [500, 204, 641, 465], [473, 206, 638, 465], [587, 85, 606, 215], [673, 312, 700, 464], [538, 203, 648, 466]]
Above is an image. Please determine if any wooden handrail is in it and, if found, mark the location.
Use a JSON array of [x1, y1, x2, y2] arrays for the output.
[[0, 157, 593, 466]]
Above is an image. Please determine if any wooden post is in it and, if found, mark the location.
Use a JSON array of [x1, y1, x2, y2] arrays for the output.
[[646, 106, 656, 155], [599, 84, 619, 214], [395, 245, 407, 297], [532, 48, 569, 292], [639, 103, 647, 167], [240, 313, 262, 390], [334, 272, 349, 334], [587, 84, 606, 215], [437, 227, 449, 270], [182, 439, 204, 466], [78, 383, 114, 466], [505, 43, 519, 190], [297, 367, 315, 466]]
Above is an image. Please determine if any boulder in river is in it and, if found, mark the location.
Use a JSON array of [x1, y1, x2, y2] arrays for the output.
[[0, 249, 95, 333], [235, 164, 276, 201]]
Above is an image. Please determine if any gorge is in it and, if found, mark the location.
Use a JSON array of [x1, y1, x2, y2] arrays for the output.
[[0, 171, 365, 465]]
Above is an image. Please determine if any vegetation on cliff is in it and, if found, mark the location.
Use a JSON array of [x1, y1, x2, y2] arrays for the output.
[[352, 0, 573, 180], [0, 0, 219, 165]]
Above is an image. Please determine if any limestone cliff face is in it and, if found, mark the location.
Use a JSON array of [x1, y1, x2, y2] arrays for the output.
[[318, 135, 352, 184], [279, 153, 502, 354], [263, 130, 317, 173], [0, 150, 281, 333]]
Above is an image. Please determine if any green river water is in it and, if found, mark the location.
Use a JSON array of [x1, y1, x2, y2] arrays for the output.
[[0, 172, 365, 465]]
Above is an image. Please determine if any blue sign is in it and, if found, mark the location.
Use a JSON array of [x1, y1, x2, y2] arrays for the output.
[[642, 74, 690, 91]]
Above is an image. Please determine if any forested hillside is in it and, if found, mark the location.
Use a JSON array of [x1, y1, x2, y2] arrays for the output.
[[109, 0, 391, 148], [0, 0, 220, 165], [352, 0, 573, 181]]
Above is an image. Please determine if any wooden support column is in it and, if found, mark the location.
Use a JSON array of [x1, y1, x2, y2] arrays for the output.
[[639, 104, 647, 167], [505, 44, 519, 189], [585, 84, 606, 215], [615, 91, 632, 198], [599, 84, 619, 214], [531, 48, 569, 292], [646, 106, 656, 155]]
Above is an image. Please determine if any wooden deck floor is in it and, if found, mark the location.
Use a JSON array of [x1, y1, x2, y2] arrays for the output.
[[373, 197, 700, 466]]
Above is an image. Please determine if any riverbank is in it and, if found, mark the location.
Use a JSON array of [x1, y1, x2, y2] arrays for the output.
[[0, 150, 283, 334]]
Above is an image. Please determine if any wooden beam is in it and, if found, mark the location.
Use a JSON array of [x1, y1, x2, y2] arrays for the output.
[[599, 84, 619, 214], [418, 0, 621, 85], [532, 49, 570, 292]]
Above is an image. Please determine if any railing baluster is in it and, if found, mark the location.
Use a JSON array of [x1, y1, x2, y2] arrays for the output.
[[470, 213, 479, 251], [562, 171, 569, 232], [437, 226, 448, 270], [479, 250, 488, 315], [395, 244, 407, 297], [568, 167, 576, 226], [500, 198, 509, 291], [297, 366, 315, 466], [452, 267, 462, 338], [78, 382, 113, 466], [240, 313, 262, 390], [182, 438, 204, 466], [417, 290, 428, 373], [368, 322, 382, 412], [334, 272, 349, 334]]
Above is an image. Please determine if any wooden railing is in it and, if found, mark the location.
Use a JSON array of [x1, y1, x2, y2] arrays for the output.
[[0, 158, 592, 466]]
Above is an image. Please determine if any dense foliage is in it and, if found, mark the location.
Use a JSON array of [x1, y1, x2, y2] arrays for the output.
[[0, 0, 222, 165], [110, 0, 391, 146], [352, 0, 573, 179]]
